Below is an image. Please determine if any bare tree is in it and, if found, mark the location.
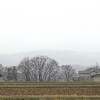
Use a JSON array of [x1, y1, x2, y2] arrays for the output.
[[42, 58, 59, 81], [85, 63, 100, 73], [29, 56, 59, 82], [6, 67, 13, 81], [18, 57, 31, 82], [4, 66, 18, 81], [12, 66, 18, 81], [61, 65, 77, 81], [0, 64, 3, 77], [18, 56, 59, 82]]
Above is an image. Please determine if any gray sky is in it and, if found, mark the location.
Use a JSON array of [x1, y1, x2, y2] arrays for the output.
[[0, 0, 100, 54]]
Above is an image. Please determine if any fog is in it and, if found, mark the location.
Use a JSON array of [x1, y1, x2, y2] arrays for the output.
[[0, 0, 100, 54]]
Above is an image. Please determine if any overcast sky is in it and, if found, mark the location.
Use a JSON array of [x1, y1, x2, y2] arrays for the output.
[[0, 0, 100, 54]]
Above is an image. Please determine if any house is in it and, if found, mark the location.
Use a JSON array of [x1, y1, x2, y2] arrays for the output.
[[78, 69, 100, 82]]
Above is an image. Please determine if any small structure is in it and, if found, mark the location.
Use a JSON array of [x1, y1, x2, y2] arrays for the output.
[[91, 73, 100, 82], [78, 70, 100, 82]]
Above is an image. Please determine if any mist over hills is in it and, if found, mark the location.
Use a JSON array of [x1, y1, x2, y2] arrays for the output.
[[0, 50, 100, 71]]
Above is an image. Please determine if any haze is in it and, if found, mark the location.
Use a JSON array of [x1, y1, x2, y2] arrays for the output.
[[0, 0, 100, 54]]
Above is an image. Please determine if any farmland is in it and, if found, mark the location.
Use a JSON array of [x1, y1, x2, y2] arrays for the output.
[[0, 82, 100, 100]]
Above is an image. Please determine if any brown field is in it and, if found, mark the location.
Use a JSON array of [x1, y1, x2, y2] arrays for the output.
[[0, 82, 100, 100]]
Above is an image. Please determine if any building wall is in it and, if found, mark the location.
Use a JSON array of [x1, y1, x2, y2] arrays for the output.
[[79, 73, 90, 82], [91, 75, 100, 82]]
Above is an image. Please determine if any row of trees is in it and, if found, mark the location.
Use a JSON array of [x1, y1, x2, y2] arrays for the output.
[[0, 56, 77, 82]]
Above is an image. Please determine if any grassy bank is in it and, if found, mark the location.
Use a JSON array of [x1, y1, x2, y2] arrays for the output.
[[0, 95, 100, 100]]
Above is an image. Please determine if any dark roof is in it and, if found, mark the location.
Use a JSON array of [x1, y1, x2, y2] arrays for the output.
[[79, 66, 100, 75], [91, 73, 100, 77], [78, 71, 91, 74]]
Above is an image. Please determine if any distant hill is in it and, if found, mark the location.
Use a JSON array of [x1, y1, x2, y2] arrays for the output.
[[0, 50, 100, 71]]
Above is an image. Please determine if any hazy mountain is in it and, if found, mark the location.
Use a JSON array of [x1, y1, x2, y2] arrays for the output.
[[0, 50, 100, 71]]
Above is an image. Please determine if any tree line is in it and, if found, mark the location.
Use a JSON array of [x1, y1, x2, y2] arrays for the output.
[[0, 56, 77, 82]]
